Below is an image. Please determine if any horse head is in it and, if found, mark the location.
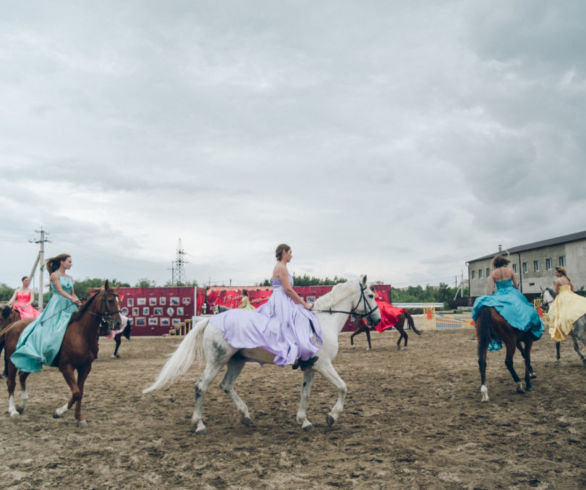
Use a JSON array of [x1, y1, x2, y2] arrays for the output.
[[96, 281, 122, 336], [0, 305, 19, 328], [351, 275, 382, 327], [541, 288, 555, 310]]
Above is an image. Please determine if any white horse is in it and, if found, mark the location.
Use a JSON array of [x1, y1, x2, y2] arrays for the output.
[[541, 288, 586, 363], [143, 275, 381, 433]]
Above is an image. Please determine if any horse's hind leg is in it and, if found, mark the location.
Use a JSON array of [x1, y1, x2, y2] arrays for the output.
[[519, 339, 534, 391], [6, 362, 19, 417], [504, 342, 523, 393], [555, 342, 561, 361], [219, 356, 252, 426], [350, 329, 361, 347], [16, 371, 30, 414], [477, 345, 489, 402], [365, 329, 372, 351], [570, 332, 585, 363], [73, 364, 92, 426], [296, 369, 316, 430], [192, 360, 225, 434]]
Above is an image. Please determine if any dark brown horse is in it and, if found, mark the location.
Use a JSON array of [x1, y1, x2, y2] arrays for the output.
[[350, 311, 421, 350], [2, 282, 121, 426], [0, 306, 21, 377], [476, 306, 536, 402]]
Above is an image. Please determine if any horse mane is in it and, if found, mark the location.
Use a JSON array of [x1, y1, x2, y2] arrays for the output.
[[70, 291, 101, 322], [2, 305, 12, 319], [313, 280, 356, 310]]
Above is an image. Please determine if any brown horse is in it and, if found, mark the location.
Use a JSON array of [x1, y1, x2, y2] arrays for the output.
[[2, 282, 121, 426], [350, 311, 421, 350], [476, 306, 536, 402], [0, 306, 21, 377]]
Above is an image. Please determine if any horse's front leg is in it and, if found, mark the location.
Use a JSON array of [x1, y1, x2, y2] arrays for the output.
[[219, 356, 252, 426], [54, 364, 82, 422], [296, 369, 315, 430], [73, 364, 92, 427], [365, 329, 372, 351], [315, 361, 347, 427], [521, 340, 533, 391], [478, 344, 489, 402], [555, 342, 561, 361]]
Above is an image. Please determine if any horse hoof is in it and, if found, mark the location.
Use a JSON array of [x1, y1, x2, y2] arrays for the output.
[[77, 420, 88, 428], [16, 406, 24, 415], [241, 416, 253, 427], [9, 411, 19, 417], [53, 412, 61, 419], [516, 384, 525, 394], [302, 422, 313, 431], [326, 415, 335, 427], [195, 427, 207, 435]]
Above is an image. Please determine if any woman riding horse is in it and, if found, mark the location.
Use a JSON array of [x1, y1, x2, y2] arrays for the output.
[[472, 255, 544, 401]]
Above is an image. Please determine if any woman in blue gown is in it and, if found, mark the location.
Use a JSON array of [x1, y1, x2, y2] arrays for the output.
[[472, 255, 543, 351], [10, 254, 81, 372]]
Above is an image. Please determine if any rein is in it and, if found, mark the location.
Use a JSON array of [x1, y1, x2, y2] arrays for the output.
[[315, 283, 379, 319]]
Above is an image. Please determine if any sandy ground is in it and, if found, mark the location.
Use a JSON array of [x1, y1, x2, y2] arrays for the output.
[[0, 320, 584, 489]]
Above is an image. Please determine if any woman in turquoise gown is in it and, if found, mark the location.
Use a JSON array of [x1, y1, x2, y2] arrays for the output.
[[10, 254, 81, 373], [472, 255, 543, 351]]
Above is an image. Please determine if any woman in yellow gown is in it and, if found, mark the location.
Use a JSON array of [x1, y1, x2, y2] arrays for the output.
[[239, 289, 255, 310], [548, 267, 586, 341]]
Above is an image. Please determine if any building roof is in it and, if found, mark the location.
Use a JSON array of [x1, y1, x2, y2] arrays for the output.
[[468, 230, 586, 263]]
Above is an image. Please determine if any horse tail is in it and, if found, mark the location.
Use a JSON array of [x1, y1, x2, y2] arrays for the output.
[[143, 318, 209, 394], [477, 307, 496, 355], [404, 311, 421, 335]]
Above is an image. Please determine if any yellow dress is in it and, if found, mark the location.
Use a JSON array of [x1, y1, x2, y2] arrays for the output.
[[239, 296, 255, 310], [548, 285, 586, 341]]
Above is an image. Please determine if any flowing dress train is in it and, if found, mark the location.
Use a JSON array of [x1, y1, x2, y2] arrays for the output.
[[10, 276, 78, 372], [472, 279, 544, 351], [209, 276, 322, 365]]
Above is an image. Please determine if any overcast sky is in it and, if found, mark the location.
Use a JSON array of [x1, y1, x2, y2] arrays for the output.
[[1, 0, 585, 290]]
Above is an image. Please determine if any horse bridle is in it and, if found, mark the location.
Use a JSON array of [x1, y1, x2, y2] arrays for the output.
[[317, 283, 380, 324], [90, 290, 122, 332]]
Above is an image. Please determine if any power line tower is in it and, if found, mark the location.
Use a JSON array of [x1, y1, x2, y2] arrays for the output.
[[28, 227, 50, 310], [173, 238, 188, 285]]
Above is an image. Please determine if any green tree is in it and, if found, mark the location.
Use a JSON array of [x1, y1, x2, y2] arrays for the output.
[[135, 278, 156, 288], [259, 275, 347, 287], [0, 283, 14, 302]]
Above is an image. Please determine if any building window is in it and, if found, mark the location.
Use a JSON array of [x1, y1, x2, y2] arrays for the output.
[[486, 268, 490, 277], [545, 258, 552, 270], [559, 256, 565, 267], [512, 263, 517, 273], [534, 260, 539, 272], [471, 270, 475, 280], [478, 269, 482, 278], [522, 262, 528, 274]]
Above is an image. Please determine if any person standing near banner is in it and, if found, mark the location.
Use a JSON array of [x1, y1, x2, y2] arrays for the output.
[[7, 276, 41, 319], [239, 289, 255, 310]]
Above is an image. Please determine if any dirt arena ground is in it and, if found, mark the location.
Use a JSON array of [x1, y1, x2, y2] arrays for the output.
[[0, 320, 584, 489]]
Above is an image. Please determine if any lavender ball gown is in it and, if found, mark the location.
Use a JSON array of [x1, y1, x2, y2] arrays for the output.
[[209, 275, 322, 366]]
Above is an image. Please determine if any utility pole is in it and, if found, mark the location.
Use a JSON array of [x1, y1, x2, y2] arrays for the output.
[[168, 261, 175, 285], [29, 227, 50, 310], [174, 238, 188, 285]]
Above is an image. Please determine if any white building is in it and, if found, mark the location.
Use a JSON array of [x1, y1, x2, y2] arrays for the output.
[[467, 231, 586, 297]]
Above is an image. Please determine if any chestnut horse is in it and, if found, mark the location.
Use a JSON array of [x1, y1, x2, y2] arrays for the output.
[[350, 311, 421, 350], [476, 306, 536, 402], [0, 306, 21, 377], [2, 282, 121, 426]]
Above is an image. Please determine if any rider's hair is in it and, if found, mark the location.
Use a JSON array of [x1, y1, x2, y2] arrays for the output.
[[275, 243, 291, 261], [492, 255, 510, 268], [46, 254, 71, 274], [555, 266, 568, 278], [21, 276, 28, 282], [242, 289, 249, 297]]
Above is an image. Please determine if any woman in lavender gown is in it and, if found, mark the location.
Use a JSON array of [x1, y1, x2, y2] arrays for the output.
[[209, 243, 321, 369]]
